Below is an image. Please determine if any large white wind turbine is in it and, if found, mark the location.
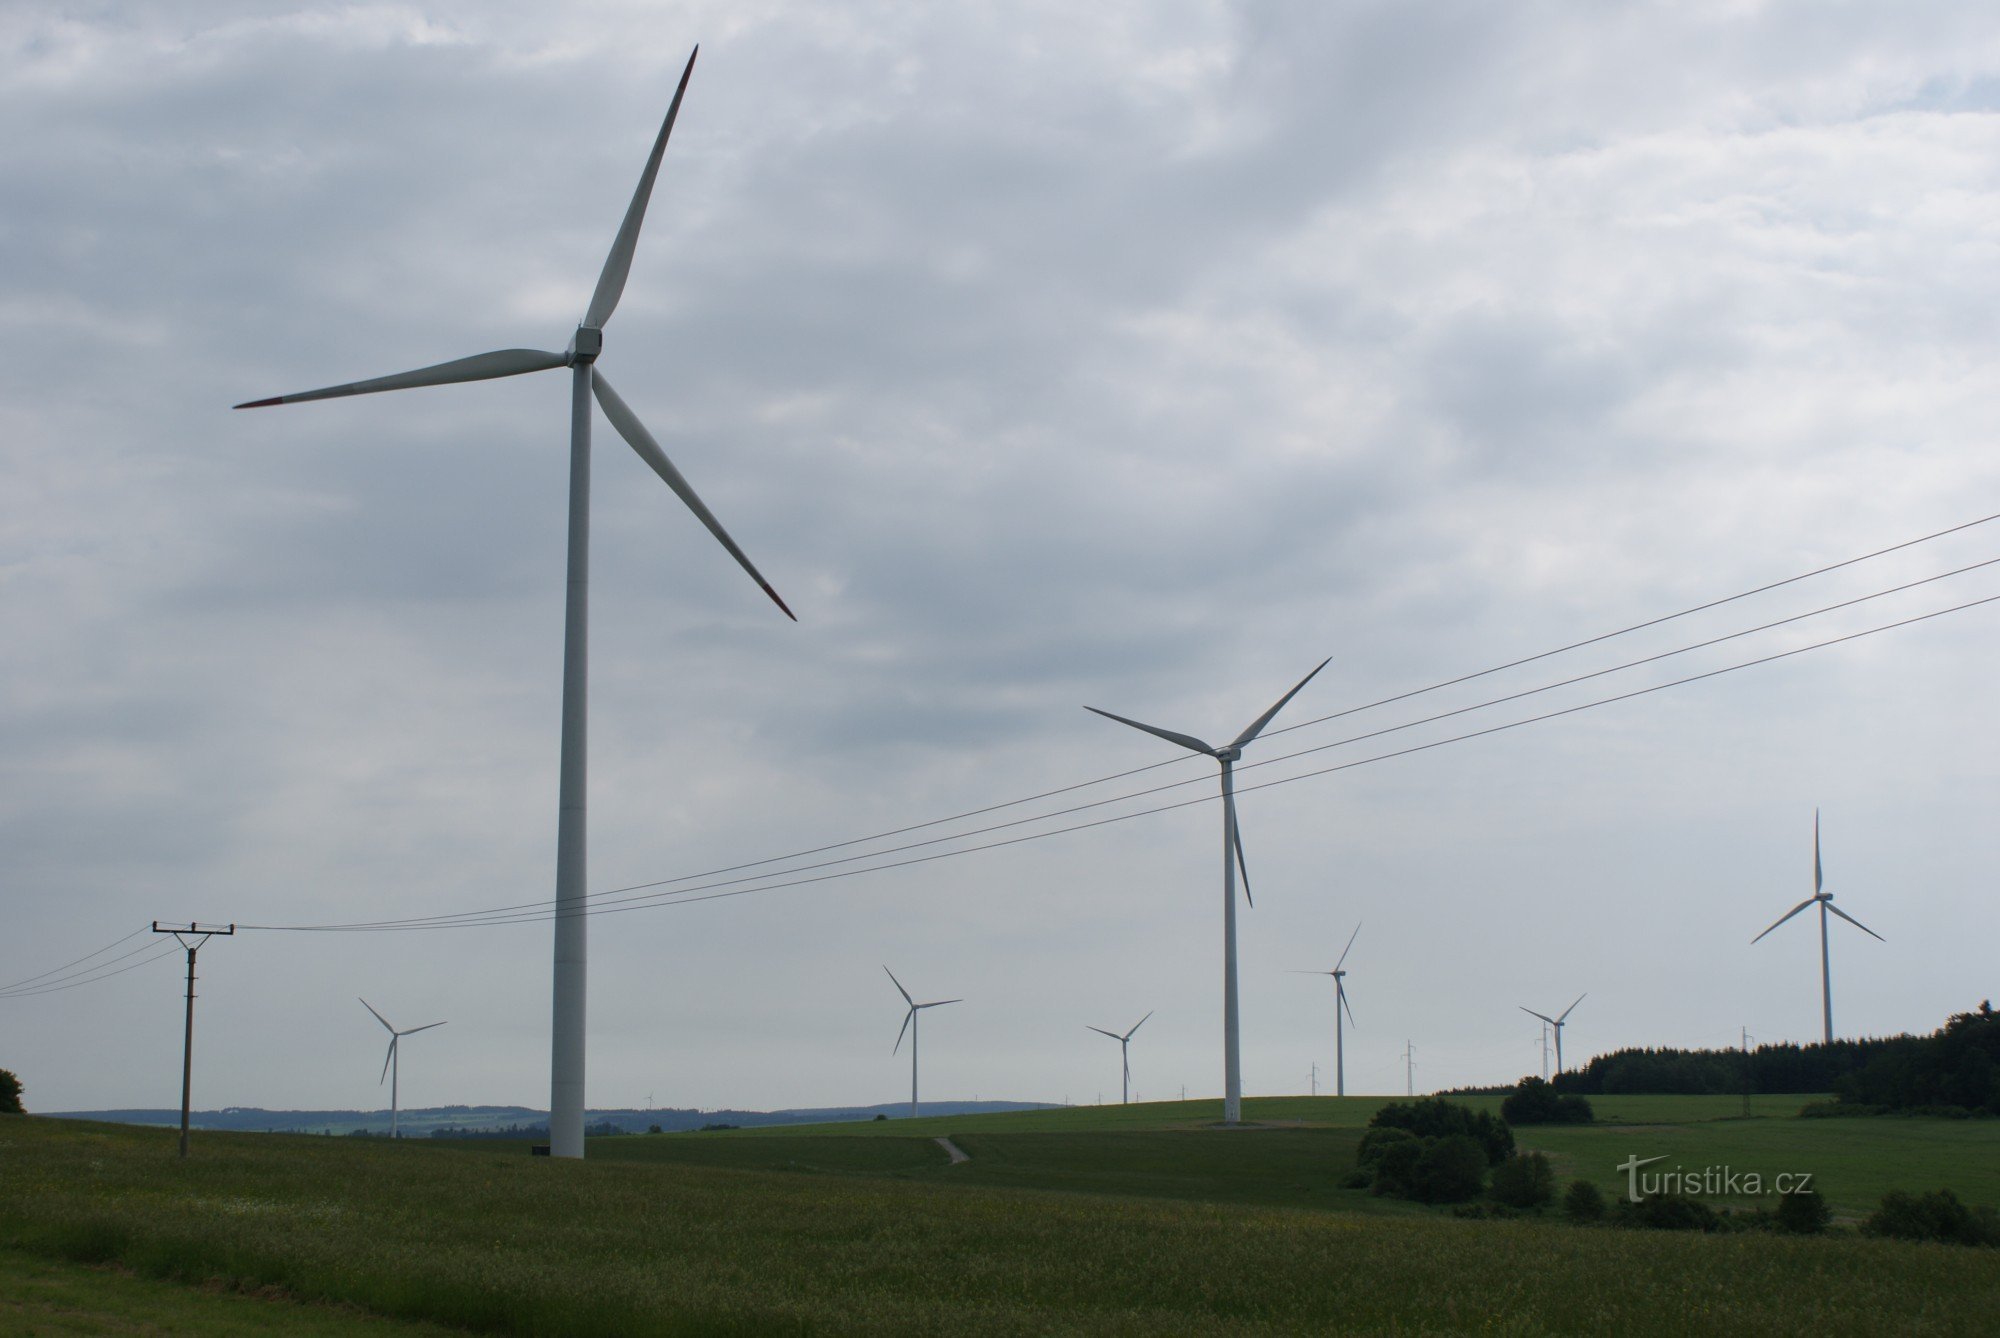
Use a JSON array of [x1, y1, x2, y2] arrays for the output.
[[1751, 810, 1883, 1044], [359, 999, 446, 1140], [1087, 1010, 1153, 1105], [886, 967, 959, 1120], [1293, 922, 1360, 1097], [1519, 994, 1586, 1076], [236, 49, 793, 1160], [1086, 659, 1329, 1124]]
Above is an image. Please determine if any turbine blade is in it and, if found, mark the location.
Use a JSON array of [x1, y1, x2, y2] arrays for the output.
[[921, 998, 963, 1009], [1333, 921, 1362, 972], [1519, 1006, 1556, 1026], [583, 47, 699, 329], [359, 997, 395, 1033], [1751, 898, 1818, 944], [1228, 657, 1331, 751], [1081, 706, 1215, 757], [1228, 790, 1252, 908], [1087, 1026, 1122, 1040], [1558, 993, 1586, 1024], [1826, 902, 1885, 942], [593, 373, 795, 620], [1126, 1010, 1153, 1039], [1339, 980, 1357, 1029], [1814, 809, 1823, 894], [893, 1007, 913, 1055], [403, 1021, 448, 1036], [234, 348, 567, 408], [883, 966, 913, 1007], [379, 1037, 396, 1085]]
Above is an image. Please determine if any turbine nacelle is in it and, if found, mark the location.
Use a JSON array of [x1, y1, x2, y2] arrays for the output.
[[566, 326, 604, 364]]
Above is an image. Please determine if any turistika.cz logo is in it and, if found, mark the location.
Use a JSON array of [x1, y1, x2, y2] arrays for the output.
[[1616, 1154, 1815, 1202]]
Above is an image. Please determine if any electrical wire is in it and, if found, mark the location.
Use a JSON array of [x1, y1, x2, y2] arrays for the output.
[[0, 926, 149, 993], [243, 587, 2000, 931], [0, 942, 184, 999], [250, 511, 2000, 935]]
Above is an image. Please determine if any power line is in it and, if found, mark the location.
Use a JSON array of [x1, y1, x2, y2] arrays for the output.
[[242, 587, 2000, 931], [253, 511, 2000, 935], [0, 942, 185, 999], [1262, 508, 2000, 740], [0, 925, 150, 993]]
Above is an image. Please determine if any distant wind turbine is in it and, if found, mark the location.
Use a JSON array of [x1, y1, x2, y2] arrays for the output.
[[1086, 1011, 1153, 1105], [1292, 922, 1360, 1096], [1519, 994, 1586, 1076], [360, 999, 446, 1140], [1751, 809, 1883, 1044], [236, 48, 795, 1160], [885, 967, 959, 1120], [1086, 659, 1329, 1125]]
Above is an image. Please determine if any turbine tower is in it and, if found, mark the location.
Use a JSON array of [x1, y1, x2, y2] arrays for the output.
[[885, 967, 959, 1120], [360, 999, 445, 1140], [1086, 1011, 1153, 1105], [1519, 994, 1586, 1076], [235, 49, 794, 1160], [1292, 922, 1360, 1097], [1751, 809, 1883, 1043], [1086, 659, 1328, 1124]]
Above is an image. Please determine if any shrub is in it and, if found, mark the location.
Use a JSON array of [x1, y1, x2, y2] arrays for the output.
[[0, 1069, 20, 1115], [1355, 1125, 1418, 1169], [1368, 1097, 1514, 1164], [1615, 1193, 1722, 1232], [1489, 1152, 1556, 1209], [1370, 1137, 1426, 1198], [1563, 1178, 1607, 1222], [1501, 1077, 1593, 1126], [1865, 1190, 2000, 1247], [1775, 1187, 1831, 1235], [1411, 1135, 1488, 1204]]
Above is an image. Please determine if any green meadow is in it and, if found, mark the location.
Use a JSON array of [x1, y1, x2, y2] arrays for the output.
[[2, 1096, 1995, 1334]]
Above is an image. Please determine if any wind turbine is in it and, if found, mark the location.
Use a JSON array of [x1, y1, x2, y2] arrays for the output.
[[1086, 659, 1328, 1124], [1292, 922, 1360, 1097], [1086, 1011, 1153, 1105], [1519, 994, 1586, 1076], [235, 49, 794, 1160], [360, 999, 445, 1140], [885, 967, 959, 1120], [1751, 809, 1883, 1043]]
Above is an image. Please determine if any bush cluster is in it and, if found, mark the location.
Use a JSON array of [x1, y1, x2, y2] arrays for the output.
[[1865, 1190, 2000, 1247], [1355, 1099, 1513, 1204], [0, 1069, 20, 1115], [1500, 1077, 1592, 1125], [1488, 1152, 1556, 1209]]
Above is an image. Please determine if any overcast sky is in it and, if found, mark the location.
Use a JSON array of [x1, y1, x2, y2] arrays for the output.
[[5, 1, 1998, 1117]]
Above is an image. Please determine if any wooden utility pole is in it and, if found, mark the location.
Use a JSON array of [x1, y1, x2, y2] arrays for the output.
[[151, 922, 234, 1158], [1741, 1027, 1754, 1119]]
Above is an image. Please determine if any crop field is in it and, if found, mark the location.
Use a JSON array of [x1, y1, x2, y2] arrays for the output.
[[3, 1100, 1996, 1334]]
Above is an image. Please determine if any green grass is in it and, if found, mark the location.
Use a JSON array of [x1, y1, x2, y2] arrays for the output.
[[1516, 1116, 2000, 1218], [0, 1245, 456, 1335], [5, 1111, 1998, 1334], [711, 1092, 1820, 1136]]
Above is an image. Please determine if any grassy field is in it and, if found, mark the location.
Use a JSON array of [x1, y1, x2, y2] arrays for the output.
[[707, 1092, 1819, 1136], [0, 1246, 457, 1335], [597, 1094, 1996, 1219], [4, 1103, 1997, 1334]]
